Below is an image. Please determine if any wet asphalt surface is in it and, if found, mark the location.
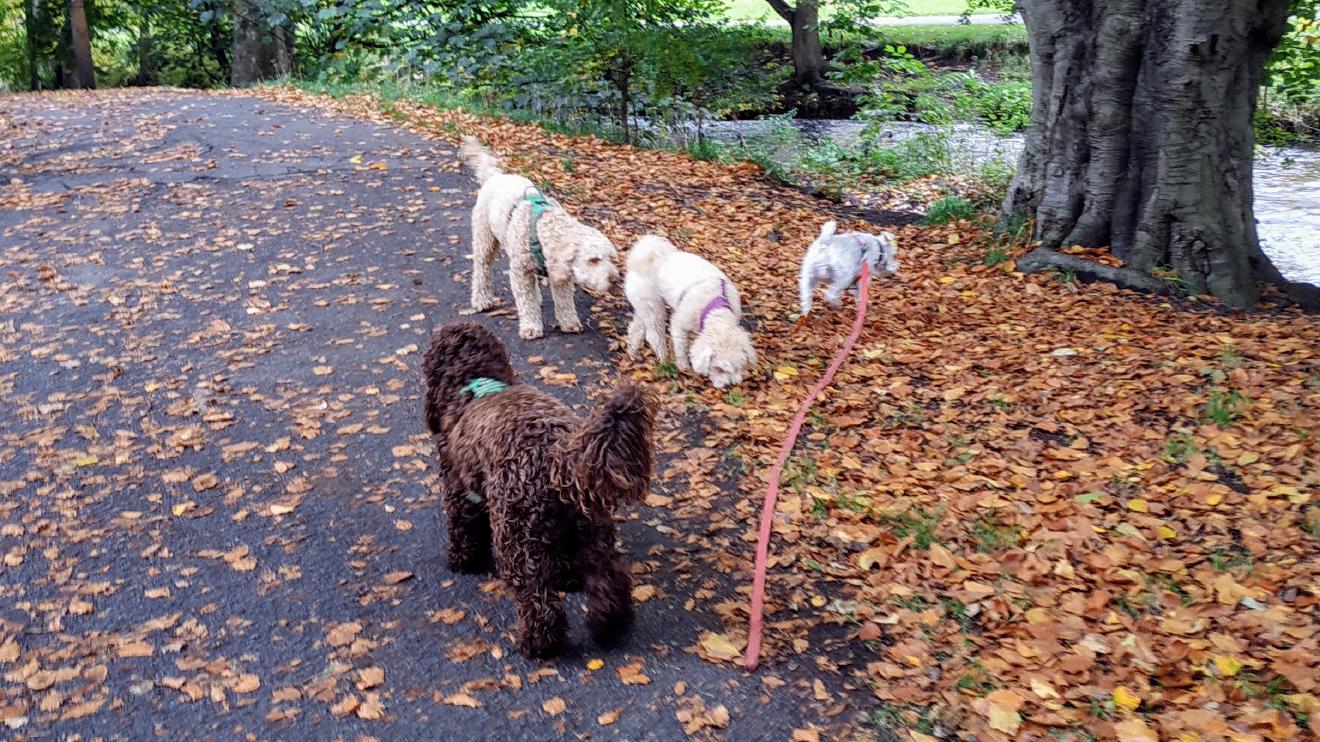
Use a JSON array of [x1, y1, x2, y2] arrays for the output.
[[0, 90, 852, 741]]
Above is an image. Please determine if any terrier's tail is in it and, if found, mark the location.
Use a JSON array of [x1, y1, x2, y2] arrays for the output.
[[560, 385, 654, 516], [459, 136, 504, 184]]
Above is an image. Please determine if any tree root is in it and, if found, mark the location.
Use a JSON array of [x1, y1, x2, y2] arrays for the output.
[[1017, 248, 1320, 312], [1015, 247, 1170, 295]]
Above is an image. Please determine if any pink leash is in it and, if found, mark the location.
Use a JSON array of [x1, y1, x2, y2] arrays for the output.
[[744, 262, 872, 670]]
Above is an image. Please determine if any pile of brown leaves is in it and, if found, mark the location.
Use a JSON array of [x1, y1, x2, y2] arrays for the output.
[[251, 87, 1319, 740]]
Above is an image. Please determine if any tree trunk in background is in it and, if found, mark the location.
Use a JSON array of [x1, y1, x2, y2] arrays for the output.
[[25, 0, 40, 89], [1004, 0, 1307, 308], [765, 0, 824, 87], [231, 0, 292, 86], [68, 0, 94, 88]]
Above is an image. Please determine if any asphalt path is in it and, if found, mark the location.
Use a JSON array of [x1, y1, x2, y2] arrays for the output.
[[0, 90, 870, 741]]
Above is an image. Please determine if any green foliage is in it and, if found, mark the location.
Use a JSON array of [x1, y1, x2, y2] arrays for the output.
[[1204, 389, 1248, 427], [1267, 5, 1320, 105], [971, 516, 1020, 552], [798, 129, 953, 194], [963, 78, 1032, 133], [922, 195, 977, 224], [881, 506, 941, 550], [1162, 432, 1198, 463]]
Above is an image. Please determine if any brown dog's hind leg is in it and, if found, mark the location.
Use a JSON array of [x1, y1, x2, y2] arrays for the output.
[[582, 532, 634, 647]]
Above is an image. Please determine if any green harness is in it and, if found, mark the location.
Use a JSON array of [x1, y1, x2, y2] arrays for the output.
[[524, 188, 552, 277], [461, 377, 509, 399], [458, 376, 508, 506]]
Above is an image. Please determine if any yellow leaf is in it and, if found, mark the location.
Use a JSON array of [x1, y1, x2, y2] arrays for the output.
[[698, 631, 743, 662], [773, 365, 799, 382], [938, 276, 956, 284], [1214, 655, 1241, 677], [1157, 525, 1177, 539], [542, 697, 566, 716], [1112, 686, 1142, 711], [73, 455, 98, 467], [1206, 493, 1223, 506], [1127, 499, 1148, 513], [586, 658, 604, 671], [810, 595, 826, 608], [987, 704, 1021, 734], [1029, 677, 1060, 699], [349, 154, 363, 164]]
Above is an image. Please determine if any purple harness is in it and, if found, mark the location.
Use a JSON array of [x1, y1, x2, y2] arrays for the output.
[[699, 280, 733, 331]]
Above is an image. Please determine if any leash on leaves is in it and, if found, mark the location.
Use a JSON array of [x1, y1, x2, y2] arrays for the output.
[[744, 262, 872, 670]]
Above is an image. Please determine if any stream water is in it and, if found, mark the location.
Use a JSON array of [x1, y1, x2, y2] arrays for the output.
[[701, 119, 1320, 286]]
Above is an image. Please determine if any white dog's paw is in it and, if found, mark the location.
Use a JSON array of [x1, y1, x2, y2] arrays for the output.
[[519, 326, 544, 340], [465, 299, 500, 314], [558, 321, 583, 334]]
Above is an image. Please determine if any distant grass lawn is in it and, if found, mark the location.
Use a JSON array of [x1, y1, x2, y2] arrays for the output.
[[724, 0, 973, 20]]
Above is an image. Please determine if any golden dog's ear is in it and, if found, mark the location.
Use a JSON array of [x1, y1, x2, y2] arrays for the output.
[[539, 213, 574, 284]]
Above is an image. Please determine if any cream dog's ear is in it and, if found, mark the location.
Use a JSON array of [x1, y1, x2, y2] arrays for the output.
[[690, 342, 714, 376], [542, 220, 574, 284]]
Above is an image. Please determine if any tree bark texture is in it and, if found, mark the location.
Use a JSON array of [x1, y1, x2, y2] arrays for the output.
[[68, 0, 94, 89], [230, 0, 292, 86], [25, 0, 40, 89], [765, 0, 825, 87], [1003, 0, 1297, 308]]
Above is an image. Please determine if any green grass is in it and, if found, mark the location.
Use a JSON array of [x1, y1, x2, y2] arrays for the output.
[[723, 0, 976, 20], [1203, 389, 1248, 428], [880, 506, 942, 550], [922, 195, 977, 224]]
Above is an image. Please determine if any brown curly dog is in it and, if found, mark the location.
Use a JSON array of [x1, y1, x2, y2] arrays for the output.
[[422, 322, 655, 658]]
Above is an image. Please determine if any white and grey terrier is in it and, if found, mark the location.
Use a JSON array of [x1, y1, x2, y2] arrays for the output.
[[798, 220, 899, 317]]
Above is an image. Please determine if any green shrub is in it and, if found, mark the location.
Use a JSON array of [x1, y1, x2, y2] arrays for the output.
[[964, 79, 1033, 133], [923, 195, 977, 224]]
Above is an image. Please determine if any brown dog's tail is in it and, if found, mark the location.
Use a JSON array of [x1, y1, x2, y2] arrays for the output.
[[562, 384, 654, 517]]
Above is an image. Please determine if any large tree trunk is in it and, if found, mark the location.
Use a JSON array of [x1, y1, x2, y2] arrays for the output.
[[230, 0, 293, 86], [67, 0, 94, 89], [1003, 0, 1301, 308], [766, 0, 824, 87]]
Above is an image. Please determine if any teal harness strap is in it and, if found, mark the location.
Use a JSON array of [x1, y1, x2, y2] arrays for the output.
[[461, 377, 509, 399], [524, 188, 552, 277]]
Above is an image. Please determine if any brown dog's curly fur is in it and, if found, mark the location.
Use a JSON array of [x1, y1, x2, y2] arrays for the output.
[[422, 322, 654, 658]]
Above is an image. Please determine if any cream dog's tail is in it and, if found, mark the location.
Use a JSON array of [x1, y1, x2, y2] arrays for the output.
[[459, 136, 504, 184], [626, 235, 678, 278]]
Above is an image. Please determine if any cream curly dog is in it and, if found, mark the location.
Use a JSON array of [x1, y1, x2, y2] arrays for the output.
[[459, 137, 619, 339], [624, 236, 756, 389]]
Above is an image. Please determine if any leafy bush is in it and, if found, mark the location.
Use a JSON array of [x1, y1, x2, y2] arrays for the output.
[[923, 195, 977, 224], [1268, 6, 1320, 103], [796, 129, 954, 194], [965, 79, 1033, 133]]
